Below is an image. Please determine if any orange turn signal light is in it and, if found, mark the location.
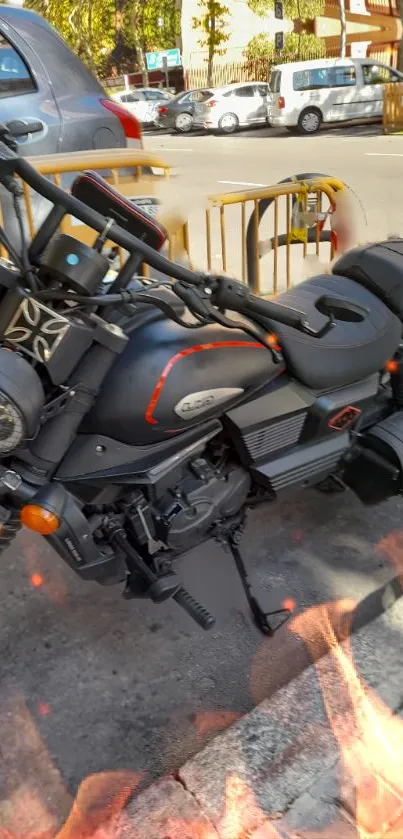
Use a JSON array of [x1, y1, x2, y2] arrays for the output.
[[385, 359, 399, 374], [20, 505, 60, 535]]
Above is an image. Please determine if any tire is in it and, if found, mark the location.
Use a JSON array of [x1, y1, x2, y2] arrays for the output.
[[175, 112, 193, 133], [297, 108, 322, 135], [218, 113, 239, 134]]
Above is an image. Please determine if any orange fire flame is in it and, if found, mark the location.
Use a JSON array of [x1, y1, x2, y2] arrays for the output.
[[2, 598, 403, 839]]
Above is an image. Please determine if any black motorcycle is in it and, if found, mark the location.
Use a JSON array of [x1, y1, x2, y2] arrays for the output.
[[0, 129, 402, 636]]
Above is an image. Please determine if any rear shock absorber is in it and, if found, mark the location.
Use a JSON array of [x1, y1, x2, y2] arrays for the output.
[[0, 507, 21, 552]]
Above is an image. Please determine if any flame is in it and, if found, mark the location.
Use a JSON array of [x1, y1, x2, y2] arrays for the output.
[[30, 573, 43, 589], [2, 595, 403, 839], [290, 600, 403, 837], [193, 711, 243, 738]]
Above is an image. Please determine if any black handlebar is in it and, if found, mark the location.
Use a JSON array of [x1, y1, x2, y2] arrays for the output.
[[16, 155, 204, 287], [0, 142, 332, 339]]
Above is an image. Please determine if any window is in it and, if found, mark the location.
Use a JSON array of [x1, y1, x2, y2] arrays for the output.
[[0, 35, 35, 97], [328, 66, 356, 87], [256, 84, 269, 97], [269, 70, 281, 93], [234, 86, 255, 98], [121, 93, 140, 103], [293, 68, 331, 91], [188, 89, 212, 102], [362, 64, 400, 85], [144, 89, 164, 100]]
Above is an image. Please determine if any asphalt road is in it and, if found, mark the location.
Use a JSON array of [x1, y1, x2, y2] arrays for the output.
[[2, 122, 403, 818]]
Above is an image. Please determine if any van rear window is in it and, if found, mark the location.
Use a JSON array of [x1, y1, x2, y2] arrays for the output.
[[269, 70, 281, 93]]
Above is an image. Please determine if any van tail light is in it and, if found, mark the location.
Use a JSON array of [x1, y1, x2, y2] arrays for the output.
[[100, 98, 142, 141], [278, 96, 285, 109], [158, 106, 168, 115], [207, 99, 217, 108]]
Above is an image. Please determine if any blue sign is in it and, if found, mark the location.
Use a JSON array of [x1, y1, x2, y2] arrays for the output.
[[146, 49, 181, 71]]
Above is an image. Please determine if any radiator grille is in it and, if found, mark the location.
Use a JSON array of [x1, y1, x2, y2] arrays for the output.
[[244, 412, 307, 459]]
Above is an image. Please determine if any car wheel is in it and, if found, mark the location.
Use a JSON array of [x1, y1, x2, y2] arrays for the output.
[[297, 108, 322, 135], [175, 112, 193, 133], [218, 113, 239, 134]]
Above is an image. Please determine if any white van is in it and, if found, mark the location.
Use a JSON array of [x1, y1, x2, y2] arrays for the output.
[[267, 57, 403, 134]]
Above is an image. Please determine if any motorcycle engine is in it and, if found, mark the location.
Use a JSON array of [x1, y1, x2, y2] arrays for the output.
[[126, 453, 251, 555]]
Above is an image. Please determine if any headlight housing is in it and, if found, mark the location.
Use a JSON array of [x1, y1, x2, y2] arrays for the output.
[[0, 348, 44, 453]]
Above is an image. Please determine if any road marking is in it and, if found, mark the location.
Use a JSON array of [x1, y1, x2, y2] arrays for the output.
[[218, 180, 266, 187], [365, 153, 403, 157]]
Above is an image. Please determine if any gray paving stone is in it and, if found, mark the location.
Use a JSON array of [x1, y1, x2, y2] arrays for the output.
[[122, 777, 219, 839], [179, 601, 403, 830]]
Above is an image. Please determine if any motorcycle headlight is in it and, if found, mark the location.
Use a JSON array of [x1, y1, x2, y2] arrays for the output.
[[0, 348, 44, 453]]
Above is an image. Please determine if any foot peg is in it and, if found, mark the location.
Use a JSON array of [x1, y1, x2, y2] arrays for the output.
[[111, 523, 216, 631]]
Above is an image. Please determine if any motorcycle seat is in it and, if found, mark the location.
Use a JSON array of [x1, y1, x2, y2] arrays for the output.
[[333, 239, 403, 320], [260, 273, 401, 391]]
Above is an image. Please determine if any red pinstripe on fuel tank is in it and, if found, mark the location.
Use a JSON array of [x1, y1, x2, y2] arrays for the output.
[[145, 341, 265, 425]]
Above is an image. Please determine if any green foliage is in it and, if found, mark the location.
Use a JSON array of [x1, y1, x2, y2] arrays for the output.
[[192, 0, 230, 83], [246, 0, 325, 20], [24, 0, 178, 77], [244, 31, 326, 60]]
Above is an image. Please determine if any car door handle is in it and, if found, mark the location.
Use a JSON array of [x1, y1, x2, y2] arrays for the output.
[[6, 119, 44, 137]]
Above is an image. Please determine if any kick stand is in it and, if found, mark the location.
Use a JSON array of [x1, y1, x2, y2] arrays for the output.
[[227, 524, 292, 636]]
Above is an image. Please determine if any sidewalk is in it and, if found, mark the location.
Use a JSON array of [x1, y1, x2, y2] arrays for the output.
[[120, 594, 403, 839]]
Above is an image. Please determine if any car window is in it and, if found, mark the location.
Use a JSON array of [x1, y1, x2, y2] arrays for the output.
[[269, 70, 281, 93], [293, 68, 331, 91], [328, 66, 356, 87], [0, 34, 35, 97], [121, 92, 141, 102], [362, 64, 400, 84], [256, 84, 269, 96], [144, 90, 163, 100], [188, 90, 213, 102], [234, 86, 255, 98]]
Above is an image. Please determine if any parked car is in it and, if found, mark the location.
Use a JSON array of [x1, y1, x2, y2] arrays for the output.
[[192, 82, 271, 134], [111, 88, 173, 126], [267, 57, 403, 135], [155, 89, 214, 132], [0, 4, 143, 155]]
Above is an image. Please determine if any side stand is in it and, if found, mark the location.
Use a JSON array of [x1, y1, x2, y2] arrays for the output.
[[226, 523, 292, 636]]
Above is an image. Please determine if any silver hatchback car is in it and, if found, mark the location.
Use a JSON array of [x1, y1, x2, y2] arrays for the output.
[[193, 82, 270, 134]]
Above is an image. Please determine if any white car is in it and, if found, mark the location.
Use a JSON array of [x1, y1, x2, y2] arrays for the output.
[[111, 88, 173, 125], [192, 82, 270, 134], [267, 57, 403, 134]]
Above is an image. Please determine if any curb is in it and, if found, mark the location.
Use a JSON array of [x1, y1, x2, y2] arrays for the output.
[[123, 592, 403, 839]]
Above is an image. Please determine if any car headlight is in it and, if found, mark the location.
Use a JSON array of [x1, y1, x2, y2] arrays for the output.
[[0, 348, 45, 453]]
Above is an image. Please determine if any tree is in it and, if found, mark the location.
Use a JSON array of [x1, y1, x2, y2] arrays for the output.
[[25, 0, 179, 78], [25, 0, 116, 76], [192, 0, 230, 86], [247, 0, 324, 20], [244, 31, 326, 61]]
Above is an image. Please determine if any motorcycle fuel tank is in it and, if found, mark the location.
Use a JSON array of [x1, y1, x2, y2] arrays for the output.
[[83, 317, 282, 445]]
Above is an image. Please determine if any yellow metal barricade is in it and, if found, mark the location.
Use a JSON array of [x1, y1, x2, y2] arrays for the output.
[[185, 177, 346, 297], [383, 82, 403, 134], [2, 148, 182, 274]]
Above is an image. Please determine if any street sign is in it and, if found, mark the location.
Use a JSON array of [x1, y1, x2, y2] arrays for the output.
[[146, 49, 181, 71], [274, 1, 283, 18], [275, 32, 284, 50]]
